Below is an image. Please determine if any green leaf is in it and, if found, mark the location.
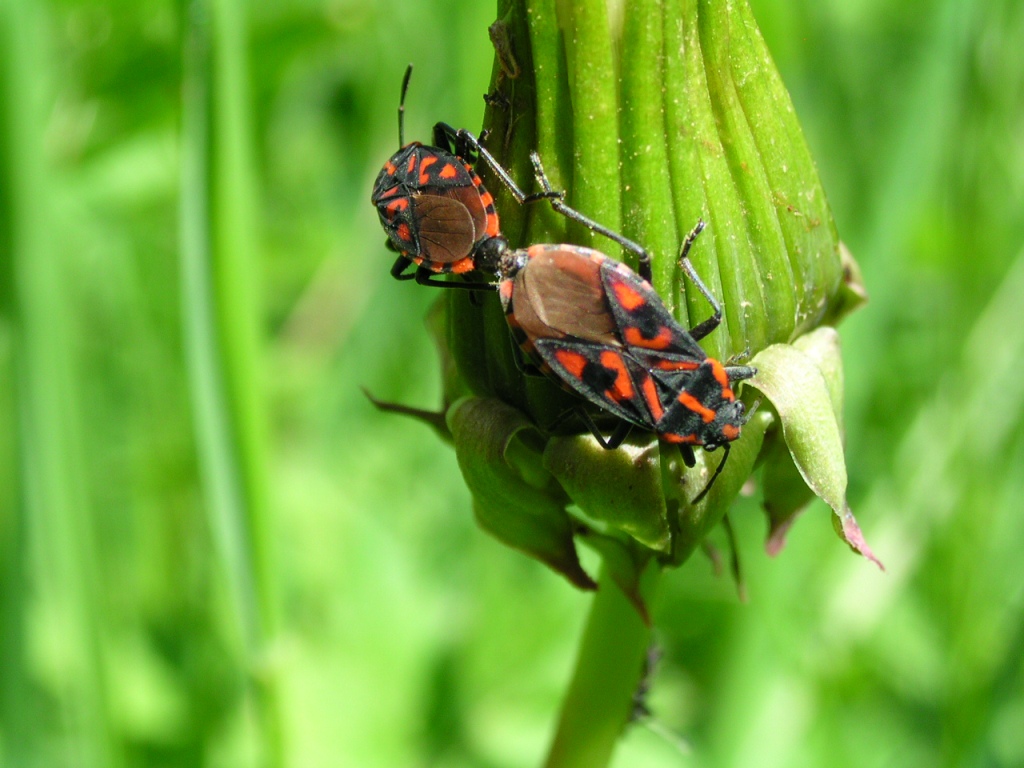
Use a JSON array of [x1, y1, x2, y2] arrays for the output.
[[760, 327, 844, 554], [447, 396, 597, 590], [362, 388, 450, 443], [746, 343, 882, 568], [666, 409, 771, 565], [543, 432, 670, 552], [792, 327, 845, 431]]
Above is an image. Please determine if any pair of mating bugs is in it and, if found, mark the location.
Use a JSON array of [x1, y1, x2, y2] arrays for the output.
[[371, 67, 756, 502]]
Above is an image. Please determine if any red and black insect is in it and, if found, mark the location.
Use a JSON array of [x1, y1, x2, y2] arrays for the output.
[[369, 70, 753, 498], [493, 153, 756, 500], [370, 65, 554, 290]]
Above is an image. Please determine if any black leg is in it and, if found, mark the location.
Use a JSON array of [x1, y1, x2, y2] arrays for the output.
[[506, 335, 545, 377], [432, 121, 460, 156], [433, 122, 562, 206], [412, 266, 497, 292], [529, 151, 655, 282], [575, 409, 633, 450], [679, 444, 696, 468], [390, 256, 495, 291], [390, 255, 418, 281], [675, 219, 726, 342]]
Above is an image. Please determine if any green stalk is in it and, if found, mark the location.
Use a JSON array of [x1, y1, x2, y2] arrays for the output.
[[543, 565, 658, 768], [180, 0, 283, 761], [1, 0, 115, 764], [455, 1, 849, 764]]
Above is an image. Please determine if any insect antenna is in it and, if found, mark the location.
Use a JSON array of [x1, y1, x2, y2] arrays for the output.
[[398, 64, 413, 148], [692, 443, 730, 505]]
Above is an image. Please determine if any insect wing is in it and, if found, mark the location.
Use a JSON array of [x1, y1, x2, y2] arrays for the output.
[[599, 261, 707, 370], [411, 195, 477, 267], [413, 147, 477, 189], [532, 338, 654, 428], [512, 246, 620, 346]]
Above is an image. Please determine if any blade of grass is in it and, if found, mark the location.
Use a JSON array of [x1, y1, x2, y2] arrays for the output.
[[1, 0, 115, 764], [180, 0, 283, 761]]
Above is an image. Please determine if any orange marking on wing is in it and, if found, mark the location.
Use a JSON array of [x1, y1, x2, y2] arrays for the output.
[[677, 391, 717, 424], [439, 163, 458, 179], [600, 351, 635, 401], [612, 281, 646, 312], [406, 154, 416, 174], [641, 376, 664, 422], [555, 349, 588, 379], [384, 161, 397, 174], [385, 197, 409, 213], [623, 325, 672, 350], [418, 155, 438, 185], [396, 223, 412, 243], [379, 186, 400, 198], [710, 359, 729, 387], [654, 359, 699, 372], [721, 424, 740, 440], [485, 212, 500, 237]]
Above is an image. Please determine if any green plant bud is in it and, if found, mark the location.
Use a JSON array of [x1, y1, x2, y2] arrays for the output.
[[389, 0, 877, 596], [448, 396, 596, 590], [543, 434, 670, 553]]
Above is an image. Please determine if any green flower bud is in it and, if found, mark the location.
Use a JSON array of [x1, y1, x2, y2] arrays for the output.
[[381, 0, 878, 609]]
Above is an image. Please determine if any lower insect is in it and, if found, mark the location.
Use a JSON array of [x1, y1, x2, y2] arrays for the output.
[[492, 153, 756, 501]]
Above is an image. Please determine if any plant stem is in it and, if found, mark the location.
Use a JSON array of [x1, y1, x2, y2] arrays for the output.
[[180, 0, 283, 761], [1, 1, 115, 764], [543, 564, 659, 768]]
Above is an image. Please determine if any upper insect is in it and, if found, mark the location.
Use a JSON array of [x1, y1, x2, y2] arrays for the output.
[[371, 65, 554, 291]]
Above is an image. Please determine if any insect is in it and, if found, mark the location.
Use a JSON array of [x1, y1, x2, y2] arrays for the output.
[[368, 69, 753, 499], [492, 153, 756, 501], [370, 65, 554, 291]]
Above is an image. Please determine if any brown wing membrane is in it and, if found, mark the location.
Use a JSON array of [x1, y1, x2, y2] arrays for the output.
[[412, 195, 476, 265], [443, 184, 488, 239], [513, 247, 619, 346]]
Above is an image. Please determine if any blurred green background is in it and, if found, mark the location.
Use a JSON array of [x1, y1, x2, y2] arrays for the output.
[[2, 0, 1023, 766]]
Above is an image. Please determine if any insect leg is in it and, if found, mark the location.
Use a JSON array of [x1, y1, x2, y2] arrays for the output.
[[530, 151, 655, 282]]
